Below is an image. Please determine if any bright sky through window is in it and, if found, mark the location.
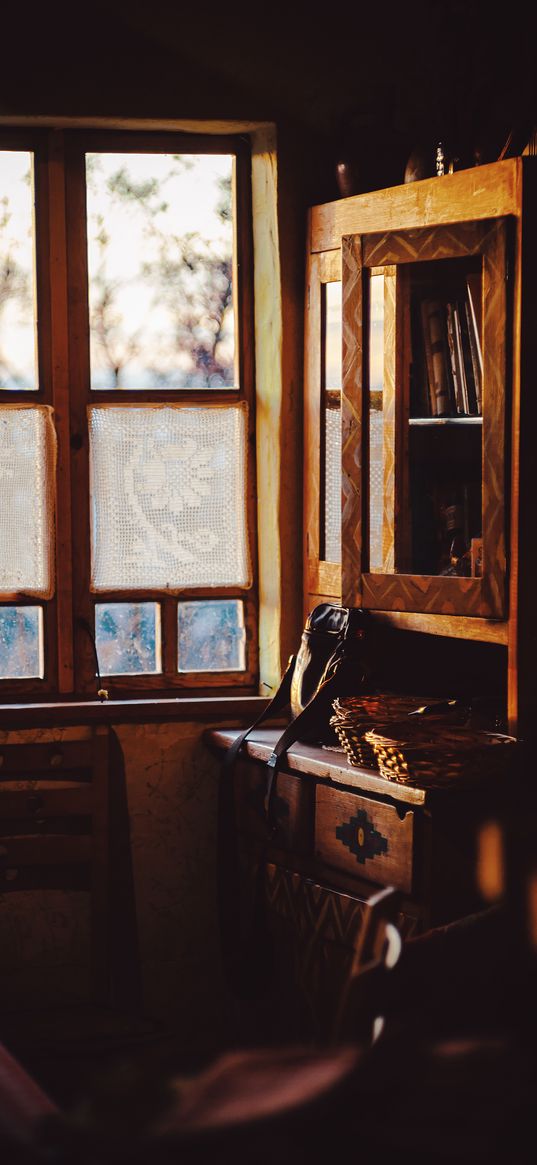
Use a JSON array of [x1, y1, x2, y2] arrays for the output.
[[86, 153, 235, 389], [0, 151, 37, 389]]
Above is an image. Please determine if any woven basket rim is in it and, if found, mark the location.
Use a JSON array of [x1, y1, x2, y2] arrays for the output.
[[364, 722, 517, 751]]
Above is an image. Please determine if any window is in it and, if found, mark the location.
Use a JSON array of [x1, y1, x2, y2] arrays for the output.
[[0, 129, 257, 697]]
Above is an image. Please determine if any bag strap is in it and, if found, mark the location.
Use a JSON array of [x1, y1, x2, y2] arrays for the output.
[[221, 653, 297, 777], [263, 619, 368, 828], [217, 654, 296, 996], [264, 661, 344, 830]]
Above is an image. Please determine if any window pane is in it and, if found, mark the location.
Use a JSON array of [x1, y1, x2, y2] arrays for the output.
[[89, 405, 249, 591], [95, 602, 161, 675], [177, 600, 245, 672], [0, 407, 55, 596], [0, 152, 37, 390], [86, 153, 235, 389], [0, 606, 43, 678]]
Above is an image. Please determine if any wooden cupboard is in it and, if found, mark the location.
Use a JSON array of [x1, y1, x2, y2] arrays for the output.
[[304, 157, 537, 740]]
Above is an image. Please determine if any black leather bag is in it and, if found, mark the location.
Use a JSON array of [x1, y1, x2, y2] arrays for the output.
[[222, 603, 370, 827], [217, 603, 371, 995]]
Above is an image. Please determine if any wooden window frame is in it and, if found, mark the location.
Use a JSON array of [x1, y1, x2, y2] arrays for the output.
[[0, 127, 258, 700]]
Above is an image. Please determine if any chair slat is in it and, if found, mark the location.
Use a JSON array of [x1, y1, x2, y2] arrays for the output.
[[0, 786, 93, 818]]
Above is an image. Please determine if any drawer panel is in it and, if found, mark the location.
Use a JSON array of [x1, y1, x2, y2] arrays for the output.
[[235, 759, 314, 855], [315, 785, 414, 893]]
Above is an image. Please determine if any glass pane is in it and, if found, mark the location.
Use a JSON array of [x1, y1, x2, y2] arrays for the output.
[[0, 407, 55, 596], [366, 257, 483, 578], [177, 600, 246, 672], [322, 281, 341, 563], [368, 273, 386, 572], [0, 606, 43, 678], [89, 405, 249, 590], [324, 404, 341, 564], [408, 428, 482, 576], [408, 259, 483, 575], [0, 152, 37, 390], [324, 281, 342, 390], [95, 602, 161, 675], [86, 153, 234, 389]]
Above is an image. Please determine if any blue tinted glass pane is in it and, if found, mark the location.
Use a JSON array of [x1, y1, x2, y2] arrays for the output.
[[95, 603, 161, 675], [0, 606, 42, 678], [177, 600, 245, 672]]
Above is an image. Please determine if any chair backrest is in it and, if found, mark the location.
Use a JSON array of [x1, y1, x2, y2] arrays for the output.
[[0, 726, 111, 1005], [257, 862, 404, 1046], [331, 884, 403, 1045]]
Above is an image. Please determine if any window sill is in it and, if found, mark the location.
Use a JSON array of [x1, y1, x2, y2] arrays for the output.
[[0, 694, 271, 729]]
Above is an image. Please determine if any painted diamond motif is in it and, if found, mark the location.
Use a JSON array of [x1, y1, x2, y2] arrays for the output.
[[335, 809, 388, 865]]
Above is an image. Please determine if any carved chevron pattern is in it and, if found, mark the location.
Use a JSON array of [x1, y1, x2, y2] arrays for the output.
[[341, 235, 363, 606], [363, 572, 484, 615], [265, 863, 366, 945], [363, 221, 486, 267], [481, 218, 507, 616]]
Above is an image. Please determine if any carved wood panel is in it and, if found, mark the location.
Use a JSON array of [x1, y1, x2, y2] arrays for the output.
[[341, 234, 363, 606]]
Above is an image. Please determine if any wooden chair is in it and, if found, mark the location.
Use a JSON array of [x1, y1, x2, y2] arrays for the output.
[[0, 726, 155, 1096], [0, 1038, 59, 1161], [330, 884, 403, 1045], [241, 861, 405, 1048]]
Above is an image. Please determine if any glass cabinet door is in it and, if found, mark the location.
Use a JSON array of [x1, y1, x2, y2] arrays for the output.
[[341, 218, 509, 618]]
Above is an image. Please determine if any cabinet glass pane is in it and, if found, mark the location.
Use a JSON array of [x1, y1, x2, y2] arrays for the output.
[[322, 281, 341, 563], [0, 152, 38, 390], [86, 153, 234, 390], [89, 405, 249, 590], [367, 258, 483, 578], [0, 606, 43, 678], [408, 258, 483, 576], [95, 602, 161, 675], [177, 599, 245, 672]]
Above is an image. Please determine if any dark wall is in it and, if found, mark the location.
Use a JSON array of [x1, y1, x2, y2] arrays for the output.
[[2, 2, 535, 204]]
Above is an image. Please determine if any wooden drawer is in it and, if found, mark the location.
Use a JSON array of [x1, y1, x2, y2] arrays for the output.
[[315, 784, 414, 894], [234, 759, 314, 855]]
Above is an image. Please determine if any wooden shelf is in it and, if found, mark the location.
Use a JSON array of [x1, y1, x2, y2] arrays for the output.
[[409, 416, 482, 426]]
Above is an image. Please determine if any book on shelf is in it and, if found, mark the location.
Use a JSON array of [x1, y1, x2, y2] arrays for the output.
[[452, 302, 471, 415], [420, 298, 451, 416], [445, 301, 465, 415], [465, 276, 483, 414], [457, 298, 479, 414]]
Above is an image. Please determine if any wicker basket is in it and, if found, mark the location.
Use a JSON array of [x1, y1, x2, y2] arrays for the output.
[[329, 693, 451, 771], [363, 720, 517, 788]]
